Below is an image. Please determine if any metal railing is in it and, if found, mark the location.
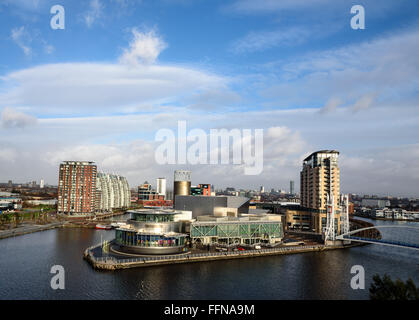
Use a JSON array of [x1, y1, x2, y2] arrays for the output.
[[87, 244, 324, 265]]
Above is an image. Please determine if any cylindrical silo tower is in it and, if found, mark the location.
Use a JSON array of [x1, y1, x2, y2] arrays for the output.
[[173, 170, 191, 204]]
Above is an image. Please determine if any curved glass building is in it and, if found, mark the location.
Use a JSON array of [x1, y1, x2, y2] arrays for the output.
[[114, 209, 188, 255]]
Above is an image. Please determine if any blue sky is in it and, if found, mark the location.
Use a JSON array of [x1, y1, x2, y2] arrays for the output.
[[1, 0, 419, 196]]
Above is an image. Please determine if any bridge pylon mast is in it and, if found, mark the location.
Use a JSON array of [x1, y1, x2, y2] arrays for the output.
[[341, 194, 350, 236], [325, 193, 336, 242]]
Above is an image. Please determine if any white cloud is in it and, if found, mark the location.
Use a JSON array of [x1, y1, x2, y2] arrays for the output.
[[260, 27, 419, 110], [264, 126, 306, 162], [340, 145, 419, 195], [1, 105, 419, 195], [83, 0, 104, 28], [230, 27, 311, 54], [45, 142, 154, 170], [0, 27, 229, 116], [40, 125, 306, 189], [0, 147, 18, 163], [1, 107, 37, 128], [0, 62, 228, 115], [119, 29, 168, 65], [11, 26, 32, 56]]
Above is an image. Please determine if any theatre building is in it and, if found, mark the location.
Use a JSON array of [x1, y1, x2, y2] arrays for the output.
[[114, 209, 191, 255]]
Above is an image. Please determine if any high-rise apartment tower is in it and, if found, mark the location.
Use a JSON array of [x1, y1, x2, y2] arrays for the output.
[[300, 150, 341, 234], [58, 161, 97, 215]]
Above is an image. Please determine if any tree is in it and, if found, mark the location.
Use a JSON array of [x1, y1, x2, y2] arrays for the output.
[[1, 213, 11, 228], [370, 274, 419, 300], [14, 212, 20, 227]]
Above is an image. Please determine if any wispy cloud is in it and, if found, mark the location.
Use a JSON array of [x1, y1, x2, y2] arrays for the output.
[[230, 27, 311, 54], [226, 0, 332, 14], [351, 93, 377, 113], [319, 98, 342, 114], [260, 27, 419, 110], [11, 26, 32, 56], [83, 0, 105, 28]]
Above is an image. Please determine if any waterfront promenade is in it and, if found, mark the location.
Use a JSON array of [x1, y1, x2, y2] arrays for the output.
[[0, 210, 128, 240], [84, 241, 362, 271], [0, 222, 64, 240]]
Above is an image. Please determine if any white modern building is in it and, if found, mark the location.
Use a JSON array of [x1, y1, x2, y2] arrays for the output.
[[96, 173, 130, 212], [157, 177, 167, 198]]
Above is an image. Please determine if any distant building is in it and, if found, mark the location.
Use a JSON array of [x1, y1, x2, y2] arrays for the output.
[[40, 179, 45, 189], [138, 182, 160, 201], [156, 178, 167, 198], [361, 198, 390, 208], [26, 199, 57, 206], [191, 184, 211, 196], [260, 186, 265, 193], [7, 180, 12, 188], [290, 180, 295, 195], [58, 161, 97, 216], [0, 192, 22, 211], [166, 190, 174, 201]]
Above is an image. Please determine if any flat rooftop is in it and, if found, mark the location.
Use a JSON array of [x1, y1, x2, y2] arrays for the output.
[[303, 150, 339, 161]]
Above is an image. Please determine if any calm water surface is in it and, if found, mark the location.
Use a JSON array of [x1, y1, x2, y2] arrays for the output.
[[0, 216, 418, 300]]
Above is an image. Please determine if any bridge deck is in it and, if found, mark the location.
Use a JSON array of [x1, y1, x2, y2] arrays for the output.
[[343, 235, 419, 249]]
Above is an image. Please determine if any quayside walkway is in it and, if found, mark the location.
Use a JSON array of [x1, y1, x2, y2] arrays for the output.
[[84, 241, 360, 271], [0, 222, 64, 239]]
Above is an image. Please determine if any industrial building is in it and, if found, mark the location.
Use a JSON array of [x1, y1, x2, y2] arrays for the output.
[[173, 170, 191, 203], [174, 195, 250, 218]]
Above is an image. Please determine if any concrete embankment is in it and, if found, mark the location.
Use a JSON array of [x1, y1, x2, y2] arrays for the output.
[[84, 243, 362, 271], [0, 222, 64, 239]]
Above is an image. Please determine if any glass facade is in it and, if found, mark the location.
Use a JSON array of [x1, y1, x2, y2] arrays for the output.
[[191, 222, 283, 243], [133, 213, 174, 223], [115, 229, 185, 248]]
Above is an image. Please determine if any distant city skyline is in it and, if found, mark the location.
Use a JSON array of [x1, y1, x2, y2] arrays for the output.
[[1, 1, 419, 197]]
